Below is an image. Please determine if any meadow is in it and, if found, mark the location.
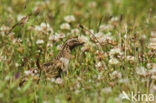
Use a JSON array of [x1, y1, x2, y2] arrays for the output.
[[0, 0, 156, 103]]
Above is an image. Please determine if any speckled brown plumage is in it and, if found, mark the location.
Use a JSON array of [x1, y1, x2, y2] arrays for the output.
[[19, 37, 84, 86]]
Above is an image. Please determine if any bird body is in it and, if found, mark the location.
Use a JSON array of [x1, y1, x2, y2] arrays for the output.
[[20, 37, 84, 86]]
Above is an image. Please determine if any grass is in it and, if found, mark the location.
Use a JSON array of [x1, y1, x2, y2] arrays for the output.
[[0, 0, 156, 103]]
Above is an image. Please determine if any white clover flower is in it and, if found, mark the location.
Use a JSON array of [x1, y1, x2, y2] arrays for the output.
[[5, 76, 10, 80], [75, 82, 81, 88], [109, 58, 119, 65], [150, 38, 156, 42], [60, 23, 70, 30], [57, 44, 63, 50], [55, 78, 63, 84], [35, 25, 42, 32], [149, 68, 156, 75], [99, 24, 113, 31], [151, 31, 156, 37], [34, 23, 53, 34], [78, 35, 89, 43], [111, 71, 122, 79], [17, 14, 25, 21], [0, 25, 10, 32], [152, 85, 156, 91], [147, 63, 156, 69], [110, 17, 118, 22], [77, 77, 81, 81], [88, 1, 97, 8], [64, 15, 75, 23], [40, 22, 50, 30], [109, 48, 122, 56], [24, 70, 32, 75], [148, 42, 156, 49], [43, 101, 49, 103], [95, 62, 102, 68], [15, 63, 19, 67], [50, 78, 55, 82], [85, 29, 94, 35], [136, 66, 147, 76], [151, 75, 156, 80], [36, 39, 44, 44], [126, 56, 135, 61], [102, 87, 112, 93], [118, 78, 129, 83], [110, 17, 119, 24], [71, 28, 80, 34], [49, 35, 55, 41], [47, 43, 53, 47], [56, 33, 65, 39], [75, 90, 80, 95]]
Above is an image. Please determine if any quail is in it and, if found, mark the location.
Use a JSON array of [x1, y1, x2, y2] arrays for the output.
[[19, 37, 84, 86]]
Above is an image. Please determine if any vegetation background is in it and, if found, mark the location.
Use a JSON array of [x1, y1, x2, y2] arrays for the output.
[[0, 0, 156, 103]]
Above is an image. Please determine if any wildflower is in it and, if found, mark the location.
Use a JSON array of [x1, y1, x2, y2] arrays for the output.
[[77, 77, 81, 81], [24, 70, 31, 75], [110, 17, 119, 25], [99, 24, 113, 32], [5, 76, 10, 80], [43, 101, 49, 103], [50, 78, 55, 82], [60, 23, 70, 30], [102, 87, 112, 93], [56, 32, 65, 39], [78, 35, 89, 43], [75, 82, 81, 88], [147, 63, 156, 69], [71, 28, 80, 34], [47, 43, 53, 47], [64, 15, 75, 23], [57, 44, 63, 50], [81, 44, 89, 51], [0, 25, 10, 32], [86, 30, 94, 36], [40, 22, 50, 30], [94, 32, 103, 39], [109, 48, 123, 56], [151, 31, 156, 37], [126, 56, 135, 61], [136, 66, 148, 76], [118, 78, 129, 83], [88, 1, 97, 8], [149, 68, 156, 75], [152, 85, 156, 91], [148, 43, 156, 49], [148, 31, 156, 49], [95, 62, 102, 68], [55, 78, 63, 84], [17, 14, 25, 21], [110, 71, 122, 79], [151, 75, 156, 80], [110, 17, 119, 23], [36, 39, 44, 44], [75, 90, 80, 95], [35, 23, 53, 34], [15, 63, 19, 67], [49, 34, 55, 41], [35, 26, 42, 32], [109, 58, 119, 65]]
